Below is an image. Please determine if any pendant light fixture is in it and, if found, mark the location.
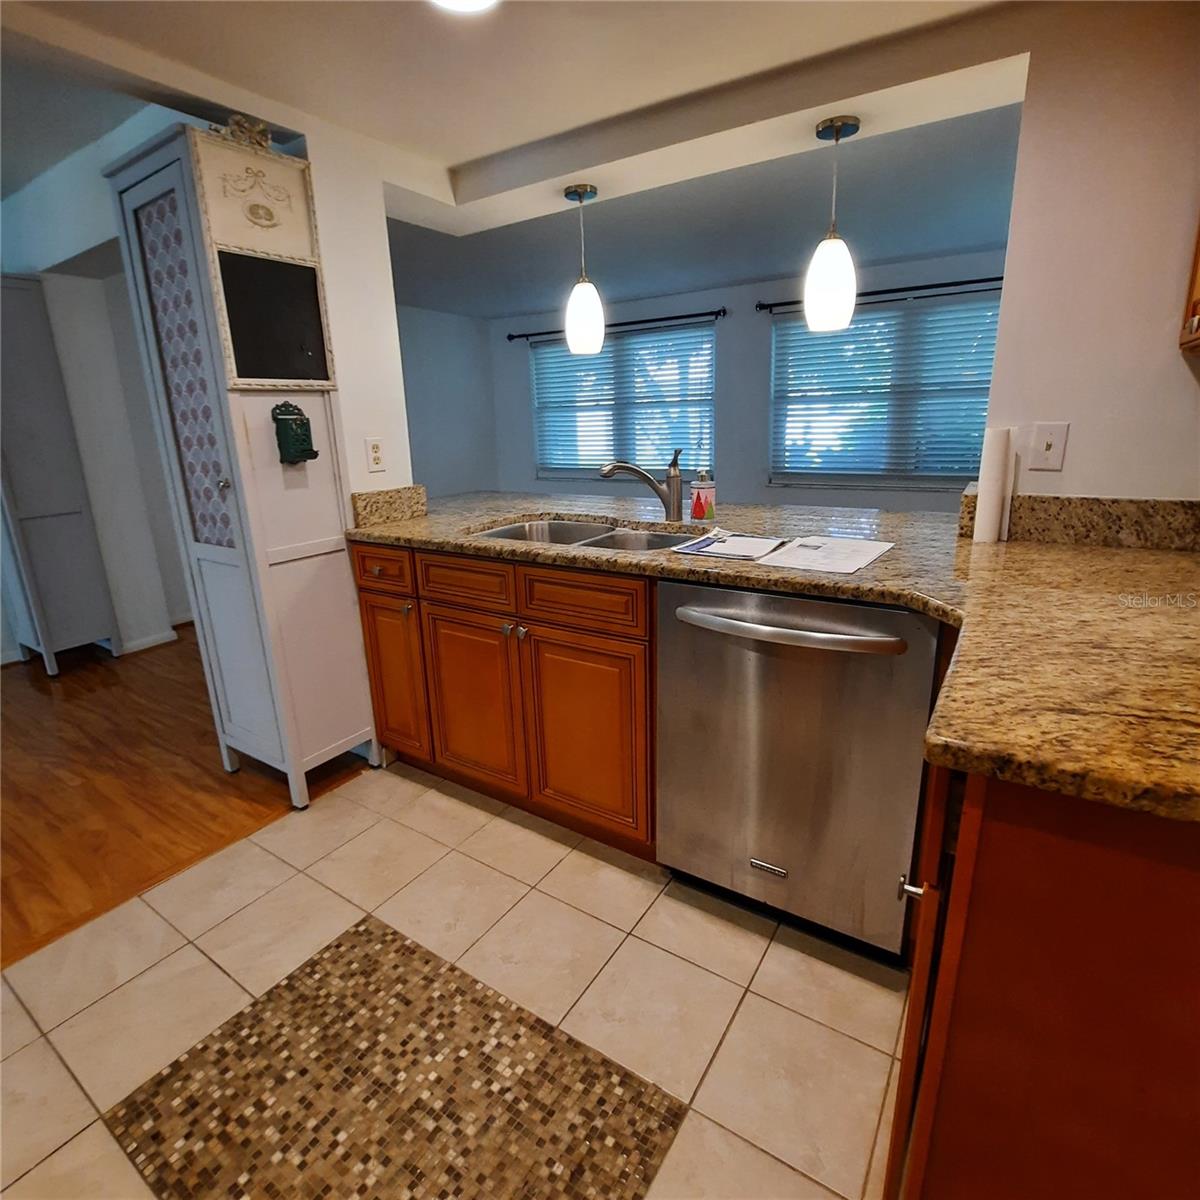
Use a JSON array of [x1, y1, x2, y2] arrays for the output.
[[429, 0, 500, 13], [803, 115, 861, 333], [563, 183, 605, 355]]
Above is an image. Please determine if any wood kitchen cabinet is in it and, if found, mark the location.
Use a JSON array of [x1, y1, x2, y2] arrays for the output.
[[421, 601, 527, 798], [355, 549, 653, 851], [888, 774, 1200, 1200], [358, 591, 432, 763], [520, 622, 650, 850]]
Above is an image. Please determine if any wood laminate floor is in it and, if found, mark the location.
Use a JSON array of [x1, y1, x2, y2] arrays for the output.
[[0, 626, 364, 967]]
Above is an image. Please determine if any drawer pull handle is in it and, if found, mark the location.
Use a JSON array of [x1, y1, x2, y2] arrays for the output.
[[898, 874, 926, 901], [370, 565, 384, 576], [750, 857, 788, 878]]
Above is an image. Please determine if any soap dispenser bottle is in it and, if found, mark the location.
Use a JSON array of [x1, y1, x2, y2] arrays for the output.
[[690, 469, 716, 522]]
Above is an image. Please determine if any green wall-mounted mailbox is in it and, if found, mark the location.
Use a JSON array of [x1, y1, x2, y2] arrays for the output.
[[271, 401, 319, 465]]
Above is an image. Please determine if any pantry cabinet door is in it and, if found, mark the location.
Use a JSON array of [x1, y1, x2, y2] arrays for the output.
[[520, 622, 651, 849], [359, 592, 431, 762], [422, 602, 526, 797]]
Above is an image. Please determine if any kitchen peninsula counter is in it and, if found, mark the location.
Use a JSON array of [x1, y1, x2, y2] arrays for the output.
[[347, 491, 1200, 821]]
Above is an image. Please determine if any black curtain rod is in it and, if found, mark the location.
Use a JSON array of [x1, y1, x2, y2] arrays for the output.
[[755, 276, 1003, 314], [507, 306, 727, 343]]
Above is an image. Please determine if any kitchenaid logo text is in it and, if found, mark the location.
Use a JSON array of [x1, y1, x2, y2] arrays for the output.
[[1117, 592, 1198, 609]]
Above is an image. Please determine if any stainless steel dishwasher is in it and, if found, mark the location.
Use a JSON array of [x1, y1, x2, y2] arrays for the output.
[[656, 582, 938, 953]]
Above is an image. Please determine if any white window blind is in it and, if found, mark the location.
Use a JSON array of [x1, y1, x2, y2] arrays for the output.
[[531, 322, 715, 474], [769, 291, 1000, 486]]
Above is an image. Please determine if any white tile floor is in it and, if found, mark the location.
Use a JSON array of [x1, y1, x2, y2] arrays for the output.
[[1, 763, 906, 1200]]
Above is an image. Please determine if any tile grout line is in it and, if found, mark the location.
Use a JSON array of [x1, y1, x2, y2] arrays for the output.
[[554, 924, 631, 1031], [681, 924, 774, 1111], [691, 1110, 852, 1200], [686, 977, 751, 1108], [303, 833, 455, 912], [5, 915, 192, 1041], [858, 1056, 897, 1200], [141, 854, 300, 944], [250, 803, 386, 871], [447, 883, 533, 966], [1, 1117, 109, 1193], [145, 898, 260, 1004], [2, 1037, 108, 1191]]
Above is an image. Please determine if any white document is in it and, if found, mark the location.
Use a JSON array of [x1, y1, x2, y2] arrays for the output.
[[758, 536, 895, 574], [671, 528, 787, 560]]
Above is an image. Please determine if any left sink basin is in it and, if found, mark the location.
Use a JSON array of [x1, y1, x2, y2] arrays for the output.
[[476, 519, 616, 544]]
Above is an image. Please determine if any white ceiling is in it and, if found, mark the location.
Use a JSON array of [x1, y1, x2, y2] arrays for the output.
[[36, 1, 990, 167], [0, 51, 144, 197], [389, 103, 1021, 318]]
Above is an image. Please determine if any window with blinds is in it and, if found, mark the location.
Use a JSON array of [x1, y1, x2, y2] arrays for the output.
[[531, 322, 715, 474], [769, 291, 1000, 486]]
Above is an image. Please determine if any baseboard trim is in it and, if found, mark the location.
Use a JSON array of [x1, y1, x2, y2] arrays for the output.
[[118, 630, 179, 655]]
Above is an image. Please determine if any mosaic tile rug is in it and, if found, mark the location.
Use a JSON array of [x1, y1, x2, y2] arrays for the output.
[[105, 917, 686, 1199]]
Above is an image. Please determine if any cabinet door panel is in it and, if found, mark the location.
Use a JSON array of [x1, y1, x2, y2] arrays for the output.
[[359, 592, 431, 761], [422, 603, 526, 796], [521, 623, 650, 846]]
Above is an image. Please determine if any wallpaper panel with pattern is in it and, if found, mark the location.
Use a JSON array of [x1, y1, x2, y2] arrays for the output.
[[136, 190, 235, 549]]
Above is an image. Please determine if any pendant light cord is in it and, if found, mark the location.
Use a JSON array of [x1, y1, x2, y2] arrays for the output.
[[830, 125, 840, 234], [578, 199, 587, 279]]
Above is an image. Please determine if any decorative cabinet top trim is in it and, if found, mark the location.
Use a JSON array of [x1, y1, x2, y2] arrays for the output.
[[187, 127, 336, 392]]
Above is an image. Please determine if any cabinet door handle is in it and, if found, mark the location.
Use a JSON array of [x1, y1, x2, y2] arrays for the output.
[[516, 625, 528, 640], [217, 477, 232, 494], [370, 565, 384, 576], [897, 874, 926, 900], [501, 623, 514, 636], [403, 602, 414, 615]]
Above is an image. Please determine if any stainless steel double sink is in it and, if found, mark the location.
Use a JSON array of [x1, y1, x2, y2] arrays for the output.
[[476, 519, 693, 552]]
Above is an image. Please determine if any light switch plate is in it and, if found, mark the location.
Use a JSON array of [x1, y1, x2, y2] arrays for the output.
[[365, 437, 385, 473], [1027, 422, 1069, 471]]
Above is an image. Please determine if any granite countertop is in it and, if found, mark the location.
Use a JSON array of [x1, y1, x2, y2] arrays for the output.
[[348, 492, 1200, 822]]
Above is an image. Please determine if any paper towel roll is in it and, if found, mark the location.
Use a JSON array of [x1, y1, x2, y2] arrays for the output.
[[973, 426, 1011, 543]]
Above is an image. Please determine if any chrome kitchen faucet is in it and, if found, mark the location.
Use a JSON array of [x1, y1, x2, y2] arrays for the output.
[[599, 449, 683, 522]]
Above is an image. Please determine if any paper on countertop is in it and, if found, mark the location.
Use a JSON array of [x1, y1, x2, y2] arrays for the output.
[[671, 527, 787, 560], [757, 536, 895, 574]]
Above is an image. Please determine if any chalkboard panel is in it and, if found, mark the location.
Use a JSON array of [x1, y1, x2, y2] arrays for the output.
[[218, 251, 329, 381]]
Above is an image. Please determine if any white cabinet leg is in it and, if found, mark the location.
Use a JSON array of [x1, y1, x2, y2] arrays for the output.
[[368, 738, 384, 768], [287, 768, 310, 810], [220, 743, 240, 773]]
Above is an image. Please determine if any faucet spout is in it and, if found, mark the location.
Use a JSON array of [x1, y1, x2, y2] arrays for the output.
[[599, 450, 684, 521]]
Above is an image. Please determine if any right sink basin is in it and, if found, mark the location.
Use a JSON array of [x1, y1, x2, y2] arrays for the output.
[[579, 529, 695, 551]]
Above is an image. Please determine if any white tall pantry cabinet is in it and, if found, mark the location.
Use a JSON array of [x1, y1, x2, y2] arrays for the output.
[[107, 124, 376, 807]]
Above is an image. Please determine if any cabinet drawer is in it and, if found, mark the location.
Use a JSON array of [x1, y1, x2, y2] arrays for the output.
[[351, 543, 414, 595], [416, 553, 516, 613], [518, 565, 648, 637]]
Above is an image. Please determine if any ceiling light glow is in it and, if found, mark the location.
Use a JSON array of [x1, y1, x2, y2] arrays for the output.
[[429, 0, 500, 13]]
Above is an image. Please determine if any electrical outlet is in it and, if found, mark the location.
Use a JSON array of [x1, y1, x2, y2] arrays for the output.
[[365, 437, 385, 473], [1027, 422, 1069, 471]]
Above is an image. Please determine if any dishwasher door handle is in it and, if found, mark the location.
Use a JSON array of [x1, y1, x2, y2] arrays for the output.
[[674, 605, 908, 655]]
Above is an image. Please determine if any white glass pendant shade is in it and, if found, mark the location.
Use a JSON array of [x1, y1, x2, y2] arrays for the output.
[[565, 277, 605, 355], [803, 232, 857, 332], [430, 0, 499, 13]]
